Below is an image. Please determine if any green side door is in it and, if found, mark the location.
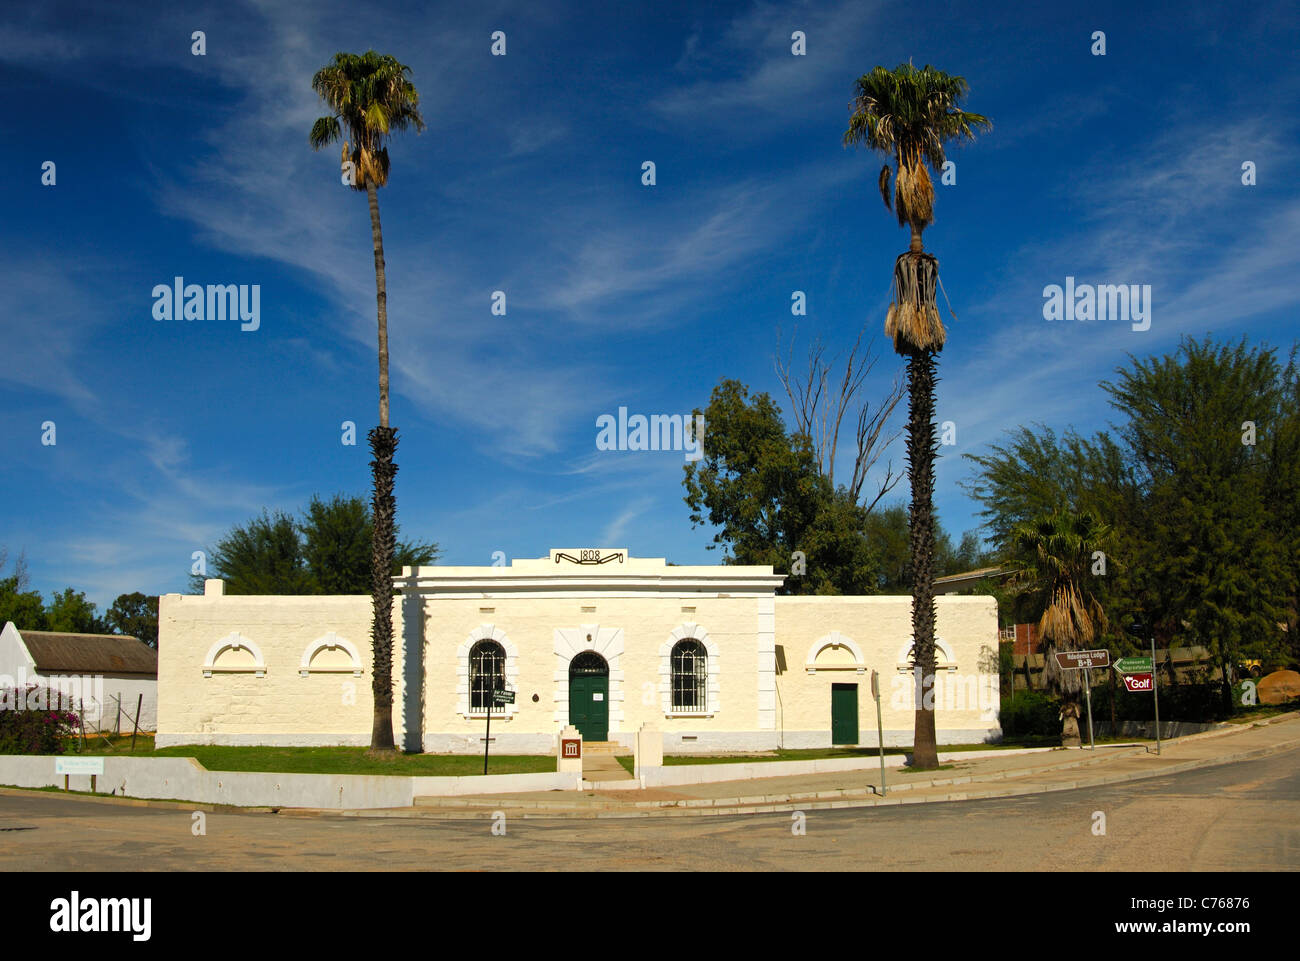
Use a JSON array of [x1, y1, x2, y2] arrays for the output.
[[569, 674, 609, 741], [831, 683, 859, 745]]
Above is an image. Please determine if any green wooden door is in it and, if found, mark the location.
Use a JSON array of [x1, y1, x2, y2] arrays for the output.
[[569, 654, 609, 741], [831, 683, 859, 745]]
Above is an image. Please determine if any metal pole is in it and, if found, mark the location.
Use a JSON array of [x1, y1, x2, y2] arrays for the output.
[[1084, 665, 1095, 751], [1151, 635, 1161, 755], [872, 671, 886, 797], [483, 697, 492, 775], [876, 691, 886, 797]]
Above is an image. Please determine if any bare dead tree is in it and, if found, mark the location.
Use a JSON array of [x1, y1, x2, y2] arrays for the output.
[[775, 325, 905, 514], [0, 547, 31, 588]]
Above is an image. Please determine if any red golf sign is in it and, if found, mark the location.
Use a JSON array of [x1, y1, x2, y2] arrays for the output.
[[1123, 672, 1154, 693]]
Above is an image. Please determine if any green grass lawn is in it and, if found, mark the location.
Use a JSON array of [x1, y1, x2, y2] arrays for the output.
[[65, 736, 555, 776]]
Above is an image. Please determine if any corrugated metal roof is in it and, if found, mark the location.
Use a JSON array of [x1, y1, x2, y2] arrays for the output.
[[18, 630, 157, 676]]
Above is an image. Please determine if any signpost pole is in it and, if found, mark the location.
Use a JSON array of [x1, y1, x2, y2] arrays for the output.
[[1084, 665, 1095, 751], [483, 687, 493, 775], [871, 670, 886, 797], [1151, 634, 1161, 756]]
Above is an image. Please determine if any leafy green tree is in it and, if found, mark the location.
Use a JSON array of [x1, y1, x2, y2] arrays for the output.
[[311, 50, 426, 752], [0, 577, 46, 630], [844, 61, 990, 769], [194, 496, 439, 596], [965, 336, 1297, 713], [0, 551, 45, 630], [1106, 337, 1289, 712], [860, 502, 989, 592], [44, 588, 105, 634], [683, 380, 875, 594], [197, 510, 312, 595], [300, 493, 438, 594], [1265, 349, 1300, 661], [106, 592, 159, 647]]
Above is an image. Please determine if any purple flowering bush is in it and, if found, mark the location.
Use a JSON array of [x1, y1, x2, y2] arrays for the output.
[[0, 686, 82, 754]]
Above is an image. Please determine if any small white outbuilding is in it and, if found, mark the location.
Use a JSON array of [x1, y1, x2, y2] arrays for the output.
[[0, 621, 159, 732]]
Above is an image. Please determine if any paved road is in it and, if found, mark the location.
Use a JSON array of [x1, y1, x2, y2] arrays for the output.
[[3, 746, 1297, 871]]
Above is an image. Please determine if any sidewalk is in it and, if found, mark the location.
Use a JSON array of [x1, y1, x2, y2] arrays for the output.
[[309, 712, 1300, 820]]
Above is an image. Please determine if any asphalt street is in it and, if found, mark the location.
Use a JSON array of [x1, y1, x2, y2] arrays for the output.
[[2, 745, 1297, 871]]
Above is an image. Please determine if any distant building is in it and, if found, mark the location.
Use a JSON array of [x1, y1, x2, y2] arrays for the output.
[[0, 622, 158, 731]]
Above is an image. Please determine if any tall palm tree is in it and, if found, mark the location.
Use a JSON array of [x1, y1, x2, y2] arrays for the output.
[[844, 62, 989, 768], [310, 51, 425, 752], [1009, 509, 1112, 747]]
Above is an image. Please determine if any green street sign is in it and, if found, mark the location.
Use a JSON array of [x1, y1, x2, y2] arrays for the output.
[[1114, 656, 1154, 674], [492, 689, 515, 704]]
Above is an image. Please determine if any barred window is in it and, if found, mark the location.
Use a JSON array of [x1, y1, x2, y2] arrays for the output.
[[469, 640, 506, 713], [671, 639, 707, 711]]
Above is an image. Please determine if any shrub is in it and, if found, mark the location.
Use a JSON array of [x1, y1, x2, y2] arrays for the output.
[[0, 686, 81, 754], [999, 691, 1060, 737]]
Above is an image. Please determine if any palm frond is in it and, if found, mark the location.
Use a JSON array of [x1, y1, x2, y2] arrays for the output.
[[308, 50, 425, 188], [843, 61, 990, 234], [309, 115, 341, 149]]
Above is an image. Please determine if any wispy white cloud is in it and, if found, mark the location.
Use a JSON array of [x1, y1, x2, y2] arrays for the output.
[[602, 496, 656, 544], [651, 0, 882, 131]]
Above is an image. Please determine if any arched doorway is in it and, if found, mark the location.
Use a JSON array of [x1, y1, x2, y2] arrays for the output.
[[569, 651, 609, 741]]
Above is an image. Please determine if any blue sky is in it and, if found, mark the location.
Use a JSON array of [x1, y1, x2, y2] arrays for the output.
[[2, 0, 1297, 609]]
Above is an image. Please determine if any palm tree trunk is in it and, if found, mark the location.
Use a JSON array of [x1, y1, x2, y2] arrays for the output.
[[368, 181, 390, 428], [369, 426, 399, 750], [907, 348, 941, 769], [366, 179, 398, 751]]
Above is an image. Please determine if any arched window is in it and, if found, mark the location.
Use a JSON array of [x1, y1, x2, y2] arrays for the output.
[[671, 639, 707, 711], [469, 640, 507, 713]]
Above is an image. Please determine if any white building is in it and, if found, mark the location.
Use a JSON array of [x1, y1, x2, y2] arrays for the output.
[[0, 621, 159, 732], [157, 549, 1001, 752]]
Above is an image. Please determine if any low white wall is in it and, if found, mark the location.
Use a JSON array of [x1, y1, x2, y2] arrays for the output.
[[0, 756, 579, 808], [410, 772, 580, 797], [637, 747, 1050, 788]]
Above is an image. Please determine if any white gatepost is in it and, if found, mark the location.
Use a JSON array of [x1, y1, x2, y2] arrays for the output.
[[557, 725, 583, 775], [634, 722, 662, 778]]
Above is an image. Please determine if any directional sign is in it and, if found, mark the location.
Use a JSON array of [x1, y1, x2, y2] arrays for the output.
[[55, 757, 104, 775], [1122, 672, 1154, 693], [1054, 650, 1111, 670], [1114, 656, 1154, 674], [492, 689, 515, 704]]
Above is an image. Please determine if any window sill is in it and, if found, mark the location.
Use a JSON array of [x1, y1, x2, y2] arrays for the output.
[[665, 712, 714, 718]]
